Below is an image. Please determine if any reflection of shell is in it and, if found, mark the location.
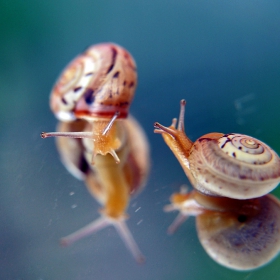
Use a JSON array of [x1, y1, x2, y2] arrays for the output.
[[189, 133, 280, 199], [50, 43, 137, 121], [122, 116, 150, 196], [197, 194, 280, 270]]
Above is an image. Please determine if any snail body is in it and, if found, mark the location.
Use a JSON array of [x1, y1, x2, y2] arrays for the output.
[[154, 100, 280, 199], [42, 43, 137, 163], [165, 188, 280, 270], [56, 117, 149, 263]]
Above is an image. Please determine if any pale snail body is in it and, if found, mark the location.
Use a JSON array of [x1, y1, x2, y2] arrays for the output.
[[56, 117, 149, 263], [42, 43, 138, 164], [164, 189, 280, 270], [154, 100, 280, 199]]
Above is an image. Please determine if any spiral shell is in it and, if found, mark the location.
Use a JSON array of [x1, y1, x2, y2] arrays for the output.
[[50, 43, 137, 121], [189, 133, 280, 199]]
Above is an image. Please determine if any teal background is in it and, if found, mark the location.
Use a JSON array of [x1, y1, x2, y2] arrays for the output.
[[1, 1, 280, 279]]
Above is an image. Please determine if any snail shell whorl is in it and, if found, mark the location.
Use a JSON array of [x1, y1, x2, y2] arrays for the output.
[[50, 43, 137, 121], [189, 133, 280, 199]]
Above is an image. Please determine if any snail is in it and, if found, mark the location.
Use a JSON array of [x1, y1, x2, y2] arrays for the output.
[[164, 187, 280, 270], [41, 43, 137, 164], [154, 99, 280, 270], [154, 99, 280, 199], [56, 117, 149, 263], [41, 43, 150, 263]]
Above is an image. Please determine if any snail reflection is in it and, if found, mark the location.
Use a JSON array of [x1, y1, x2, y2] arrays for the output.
[[155, 100, 280, 270], [41, 43, 150, 263]]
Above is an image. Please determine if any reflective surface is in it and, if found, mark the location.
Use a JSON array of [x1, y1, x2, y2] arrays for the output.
[[1, 1, 280, 279]]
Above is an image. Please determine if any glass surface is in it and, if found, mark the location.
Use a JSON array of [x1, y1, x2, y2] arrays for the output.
[[1, 1, 280, 279]]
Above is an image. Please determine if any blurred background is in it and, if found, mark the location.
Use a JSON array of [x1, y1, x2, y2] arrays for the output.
[[1, 0, 280, 279]]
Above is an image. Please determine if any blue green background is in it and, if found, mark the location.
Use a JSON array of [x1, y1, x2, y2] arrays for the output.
[[1, 1, 280, 279]]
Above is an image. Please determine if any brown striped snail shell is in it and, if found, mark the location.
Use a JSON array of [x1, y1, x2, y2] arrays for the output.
[[154, 100, 280, 199], [41, 43, 138, 164], [50, 43, 137, 121]]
